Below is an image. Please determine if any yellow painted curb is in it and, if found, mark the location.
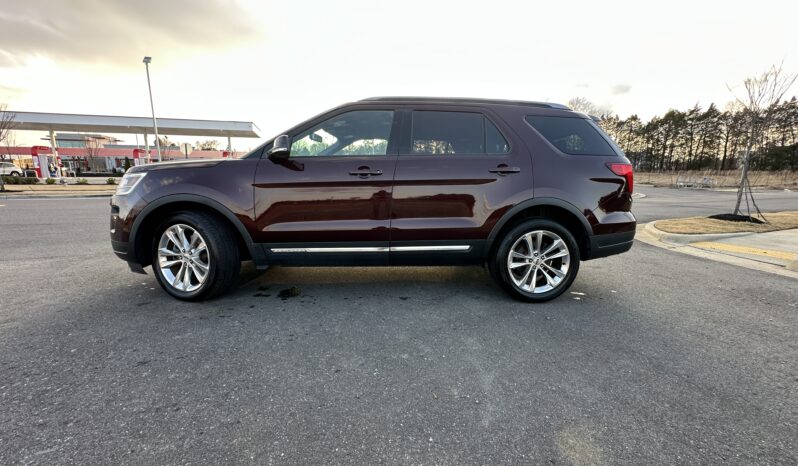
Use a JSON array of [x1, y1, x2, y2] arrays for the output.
[[690, 241, 797, 261]]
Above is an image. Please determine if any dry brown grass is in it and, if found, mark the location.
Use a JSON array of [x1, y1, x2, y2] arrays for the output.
[[655, 211, 798, 234], [637, 170, 798, 189]]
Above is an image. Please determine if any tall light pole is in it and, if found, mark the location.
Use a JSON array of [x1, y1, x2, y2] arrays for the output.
[[142, 56, 162, 162]]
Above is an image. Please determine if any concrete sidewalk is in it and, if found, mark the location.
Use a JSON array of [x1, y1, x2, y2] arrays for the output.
[[689, 229, 798, 269], [0, 183, 115, 197], [637, 223, 798, 278]]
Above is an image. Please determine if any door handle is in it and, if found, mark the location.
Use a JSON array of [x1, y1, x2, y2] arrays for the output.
[[489, 165, 520, 175], [349, 166, 383, 177]]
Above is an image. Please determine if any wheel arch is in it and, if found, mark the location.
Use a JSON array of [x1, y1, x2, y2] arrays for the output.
[[486, 198, 592, 260], [129, 194, 264, 268]]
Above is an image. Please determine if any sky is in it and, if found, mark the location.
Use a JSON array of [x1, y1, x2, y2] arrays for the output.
[[0, 0, 796, 149]]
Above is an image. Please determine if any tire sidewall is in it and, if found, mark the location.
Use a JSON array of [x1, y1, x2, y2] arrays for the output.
[[151, 213, 221, 300], [494, 219, 580, 302]]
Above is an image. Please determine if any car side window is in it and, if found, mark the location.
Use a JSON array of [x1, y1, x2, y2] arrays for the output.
[[290, 110, 394, 157], [525, 115, 618, 156], [485, 118, 510, 154], [409, 111, 509, 155]]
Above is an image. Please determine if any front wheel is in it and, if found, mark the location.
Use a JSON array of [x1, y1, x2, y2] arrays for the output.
[[9, 171, 21, 177], [490, 219, 580, 302], [152, 211, 240, 301]]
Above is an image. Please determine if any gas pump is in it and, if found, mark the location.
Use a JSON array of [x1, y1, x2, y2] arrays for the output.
[[30, 153, 41, 177], [55, 154, 64, 176], [132, 149, 147, 167], [30, 146, 51, 178]]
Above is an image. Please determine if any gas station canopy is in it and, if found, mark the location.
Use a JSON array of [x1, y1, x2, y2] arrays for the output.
[[10, 111, 261, 138]]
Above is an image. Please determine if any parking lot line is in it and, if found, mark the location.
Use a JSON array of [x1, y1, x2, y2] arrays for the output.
[[690, 241, 797, 261]]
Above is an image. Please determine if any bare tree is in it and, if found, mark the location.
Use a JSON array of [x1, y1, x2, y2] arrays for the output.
[[728, 63, 797, 218], [195, 139, 220, 150], [2, 131, 16, 160], [157, 135, 173, 148], [0, 104, 18, 192], [83, 135, 103, 172], [567, 97, 612, 117]]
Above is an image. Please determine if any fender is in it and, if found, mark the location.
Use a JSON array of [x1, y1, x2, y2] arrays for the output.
[[129, 193, 267, 268], [486, 197, 592, 249]]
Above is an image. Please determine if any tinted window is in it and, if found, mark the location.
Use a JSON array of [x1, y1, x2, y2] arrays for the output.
[[485, 119, 510, 153], [291, 110, 394, 157], [410, 111, 509, 155], [525, 115, 618, 156]]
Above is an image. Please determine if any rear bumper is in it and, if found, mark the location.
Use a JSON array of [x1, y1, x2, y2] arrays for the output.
[[586, 229, 635, 260]]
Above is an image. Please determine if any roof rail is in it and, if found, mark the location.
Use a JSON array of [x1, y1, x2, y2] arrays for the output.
[[361, 96, 571, 110]]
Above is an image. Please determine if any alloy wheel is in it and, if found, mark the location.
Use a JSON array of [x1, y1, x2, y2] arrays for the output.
[[506, 230, 571, 293], [157, 224, 210, 292]]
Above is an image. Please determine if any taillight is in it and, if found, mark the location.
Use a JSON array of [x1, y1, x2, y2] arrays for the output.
[[606, 163, 633, 193]]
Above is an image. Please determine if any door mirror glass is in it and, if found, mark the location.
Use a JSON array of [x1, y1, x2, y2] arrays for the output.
[[267, 135, 291, 159]]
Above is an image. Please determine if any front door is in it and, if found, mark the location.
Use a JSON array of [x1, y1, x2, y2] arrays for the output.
[[389, 108, 533, 264], [253, 108, 399, 265]]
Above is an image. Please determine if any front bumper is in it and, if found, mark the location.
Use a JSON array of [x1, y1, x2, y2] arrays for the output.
[[111, 239, 146, 273], [111, 239, 129, 260], [110, 193, 148, 273]]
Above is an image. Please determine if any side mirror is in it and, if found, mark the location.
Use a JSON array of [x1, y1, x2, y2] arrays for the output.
[[267, 135, 290, 159]]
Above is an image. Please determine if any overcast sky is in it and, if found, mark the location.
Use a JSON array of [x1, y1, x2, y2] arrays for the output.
[[1, 0, 796, 148]]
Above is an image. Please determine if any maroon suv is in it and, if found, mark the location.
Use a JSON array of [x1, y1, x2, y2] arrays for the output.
[[110, 97, 635, 302]]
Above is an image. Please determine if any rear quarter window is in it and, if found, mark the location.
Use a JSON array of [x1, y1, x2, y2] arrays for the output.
[[525, 115, 618, 156]]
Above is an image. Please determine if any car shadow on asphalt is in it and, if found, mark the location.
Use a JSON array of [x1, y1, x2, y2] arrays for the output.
[[229, 263, 507, 305]]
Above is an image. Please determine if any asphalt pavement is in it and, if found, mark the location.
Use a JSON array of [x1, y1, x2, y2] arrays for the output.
[[0, 190, 796, 464], [633, 185, 798, 223]]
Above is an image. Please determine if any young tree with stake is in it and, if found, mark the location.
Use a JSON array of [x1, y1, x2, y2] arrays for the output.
[[728, 64, 797, 218]]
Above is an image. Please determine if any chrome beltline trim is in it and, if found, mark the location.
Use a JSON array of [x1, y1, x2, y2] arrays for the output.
[[269, 245, 471, 253]]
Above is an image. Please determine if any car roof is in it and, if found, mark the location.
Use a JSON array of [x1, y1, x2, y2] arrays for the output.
[[360, 96, 571, 110]]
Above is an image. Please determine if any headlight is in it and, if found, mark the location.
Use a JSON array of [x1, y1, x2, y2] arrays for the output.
[[116, 172, 146, 196]]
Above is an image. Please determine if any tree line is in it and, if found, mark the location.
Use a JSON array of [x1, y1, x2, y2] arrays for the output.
[[595, 98, 798, 172]]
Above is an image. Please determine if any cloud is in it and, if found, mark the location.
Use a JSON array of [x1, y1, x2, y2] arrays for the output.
[[0, 0, 259, 68], [0, 84, 25, 96], [0, 50, 21, 68], [610, 84, 632, 95]]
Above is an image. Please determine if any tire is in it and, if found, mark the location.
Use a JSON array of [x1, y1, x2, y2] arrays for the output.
[[9, 171, 20, 177], [151, 211, 240, 301], [489, 219, 580, 303]]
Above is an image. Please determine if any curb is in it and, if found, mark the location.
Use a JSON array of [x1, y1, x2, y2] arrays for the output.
[[636, 223, 798, 280], [644, 222, 754, 245]]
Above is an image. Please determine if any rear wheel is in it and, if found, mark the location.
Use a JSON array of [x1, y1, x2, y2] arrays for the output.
[[490, 219, 580, 302], [152, 211, 240, 301], [9, 171, 20, 177]]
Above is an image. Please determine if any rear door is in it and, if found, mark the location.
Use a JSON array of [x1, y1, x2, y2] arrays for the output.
[[253, 107, 400, 265], [389, 107, 533, 264]]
